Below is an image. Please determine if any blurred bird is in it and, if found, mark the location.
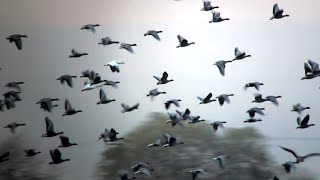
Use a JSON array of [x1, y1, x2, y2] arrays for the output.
[[6, 34, 28, 50]]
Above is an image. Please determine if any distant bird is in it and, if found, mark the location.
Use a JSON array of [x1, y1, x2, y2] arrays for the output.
[[49, 149, 70, 165], [291, 103, 310, 114], [176, 108, 191, 120], [6, 34, 28, 50], [189, 169, 207, 180], [134, 168, 151, 177], [246, 107, 265, 118], [165, 99, 181, 109], [147, 88, 166, 97], [201, 0, 218, 11], [98, 37, 119, 46], [279, 145, 320, 163], [233, 47, 251, 61], [69, 49, 88, 58], [147, 139, 162, 147], [252, 93, 268, 103], [209, 11, 230, 23], [120, 173, 136, 180], [162, 133, 184, 147], [4, 122, 26, 133], [104, 61, 125, 73], [296, 114, 314, 129], [244, 82, 264, 91], [197, 93, 216, 104], [3, 91, 21, 101], [0, 152, 10, 163], [82, 80, 102, 92], [153, 71, 174, 85], [81, 69, 95, 78], [166, 113, 185, 128], [103, 80, 120, 88], [0, 98, 16, 111], [88, 70, 104, 85], [97, 89, 115, 105], [102, 128, 123, 142], [99, 128, 119, 142], [4, 81, 24, 91], [80, 24, 100, 33], [63, 99, 82, 116], [270, 4, 289, 20], [131, 162, 154, 173], [121, 103, 139, 113], [265, 95, 282, 106], [42, 117, 64, 137], [282, 161, 296, 173], [244, 118, 262, 123], [59, 135, 77, 147], [144, 30, 163, 41], [24, 149, 41, 157], [302, 59, 320, 80], [210, 121, 226, 132], [37, 98, 59, 112], [187, 116, 205, 124], [213, 155, 230, 169], [57, 75, 77, 88], [214, 60, 233, 76], [216, 94, 234, 106], [119, 43, 137, 53], [176, 35, 195, 48]]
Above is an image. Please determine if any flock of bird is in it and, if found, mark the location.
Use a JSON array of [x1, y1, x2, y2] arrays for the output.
[[0, 1, 319, 180]]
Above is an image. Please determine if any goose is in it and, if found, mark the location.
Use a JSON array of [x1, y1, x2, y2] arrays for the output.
[[131, 162, 154, 173], [120, 173, 136, 180], [296, 114, 314, 129], [291, 103, 310, 114], [252, 93, 268, 103], [134, 168, 151, 177], [37, 98, 59, 112], [144, 30, 163, 41], [121, 174, 136, 180], [279, 145, 320, 163], [165, 99, 181, 109], [162, 133, 184, 147], [166, 113, 185, 128], [4, 81, 24, 91], [233, 47, 251, 61], [59, 135, 77, 147], [97, 88, 115, 104], [244, 118, 262, 123], [103, 80, 120, 88], [216, 94, 234, 106], [82, 80, 102, 92], [176, 35, 195, 48], [244, 82, 264, 91], [69, 49, 88, 58], [187, 116, 205, 124], [0, 98, 16, 111], [213, 60, 233, 76], [304, 59, 320, 75], [24, 149, 41, 157], [147, 139, 162, 147], [104, 61, 125, 73], [49, 149, 70, 165], [6, 34, 28, 50], [176, 108, 190, 120], [98, 128, 119, 142], [98, 37, 119, 46], [57, 75, 77, 88], [213, 155, 230, 169], [119, 43, 137, 53], [121, 103, 139, 113], [42, 117, 64, 137], [201, 0, 218, 11], [270, 4, 289, 20], [80, 24, 100, 33], [147, 88, 166, 97], [88, 70, 104, 85], [197, 93, 216, 104], [246, 107, 265, 118], [265, 95, 282, 106], [282, 161, 296, 173], [81, 69, 95, 78], [153, 71, 174, 85], [4, 122, 26, 133], [0, 152, 10, 163], [209, 11, 230, 23], [189, 169, 207, 180], [3, 91, 21, 101], [63, 99, 82, 116], [210, 121, 226, 132]]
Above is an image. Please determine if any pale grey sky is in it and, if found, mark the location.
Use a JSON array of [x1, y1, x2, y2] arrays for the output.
[[1, 0, 320, 179]]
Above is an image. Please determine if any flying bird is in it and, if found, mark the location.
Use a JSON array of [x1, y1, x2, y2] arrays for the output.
[[98, 37, 119, 46], [104, 61, 125, 73], [197, 93, 216, 104], [6, 34, 28, 50], [213, 155, 230, 169], [165, 99, 181, 109], [233, 47, 251, 61], [210, 121, 226, 132], [42, 117, 64, 137], [144, 30, 163, 41], [209, 11, 230, 23], [57, 75, 77, 88], [63, 99, 82, 116], [81, 24, 100, 33], [176, 35, 195, 48], [119, 43, 137, 53], [214, 60, 233, 76], [49, 149, 70, 164], [270, 3, 289, 20], [69, 49, 88, 58], [201, 0, 219, 11], [97, 89, 116, 105], [59, 135, 78, 147], [153, 71, 174, 85], [244, 82, 264, 91], [279, 145, 320, 163], [296, 114, 314, 129], [121, 103, 139, 113], [4, 122, 26, 133], [291, 103, 310, 114]]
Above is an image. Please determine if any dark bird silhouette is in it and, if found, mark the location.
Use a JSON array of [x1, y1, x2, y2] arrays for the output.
[[49, 149, 70, 164]]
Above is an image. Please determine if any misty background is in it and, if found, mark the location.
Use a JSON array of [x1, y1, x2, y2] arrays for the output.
[[1, 0, 320, 179]]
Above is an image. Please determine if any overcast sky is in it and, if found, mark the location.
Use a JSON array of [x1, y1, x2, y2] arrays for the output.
[[1, 0, 320, 179]]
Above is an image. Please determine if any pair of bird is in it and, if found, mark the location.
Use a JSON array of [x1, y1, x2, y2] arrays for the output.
[[197, 92, 234, 106], [99, 128, 124, 142], [147, 133, 184, 147], [252, 93, 282, 106], [244, 107, 265, 123]]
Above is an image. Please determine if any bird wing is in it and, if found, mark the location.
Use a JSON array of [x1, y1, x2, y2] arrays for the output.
[[121, 103, 129, 109], [279, 146, 298, 158], [49, 150, 55, 161], [153, 76, 160, 81], [65, 76, 73, 87], [99, 89, 107, 100], [163, 133, 171, 142], [304, 62, 313, 75], [65, 99, 72, 111], [14, 37, 22, 50], [253, 82, 261, 90], [213, 12, 221, 19], [204, 93, 213, 102], [172, 100, 180, 107], [53, 149, 62, 160], [216, 63, 225, 76], [308, 59, 320, 73], [304, 153, 320, 160], [161, 71, 169, 81], [60, 135, 70, 144], [45, 117, 54, 133], [150, 31, 160, 40], [296, 117, 301, 126], [132, 103, 139, 109], [197, 97, 203, 101], [218, 96, 224, 105], [301, 114, 310, 126], [266, 96, 279, 106], [177, 35, 186, 44], [216, 158, 224, 169], [71, 48, 78, 55], [273, 3, 280, 14], [234, 47, 241, 56]]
